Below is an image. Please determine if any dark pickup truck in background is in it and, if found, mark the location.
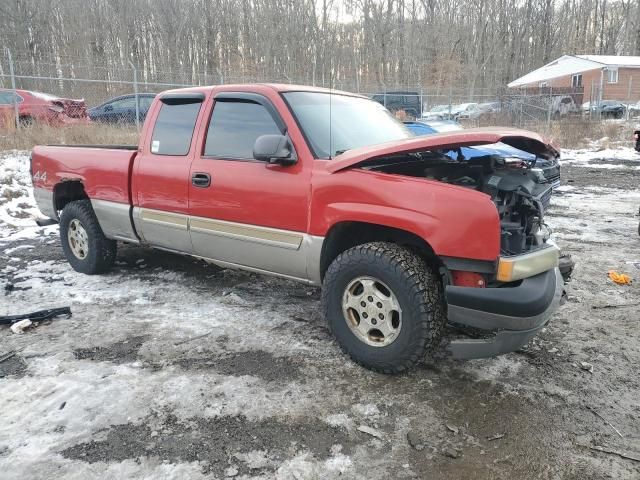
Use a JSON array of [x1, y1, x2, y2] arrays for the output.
[[371, 90, 422, 118]]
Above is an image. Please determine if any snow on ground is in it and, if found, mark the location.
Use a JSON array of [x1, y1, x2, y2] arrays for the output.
[[1, 149, 639, 479], [561, 146, 640, 169]]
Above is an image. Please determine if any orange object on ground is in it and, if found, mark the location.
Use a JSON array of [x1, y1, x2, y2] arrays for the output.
[[608, 271, 632, 285]]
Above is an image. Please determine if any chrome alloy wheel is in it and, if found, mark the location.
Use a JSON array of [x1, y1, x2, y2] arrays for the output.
[[342, 276, 402, 347], [68, 219, 89, 260]]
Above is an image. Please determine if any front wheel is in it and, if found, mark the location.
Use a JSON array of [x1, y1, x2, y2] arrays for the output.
[[322, 242, 446, 374], [59, 200, 116, 274]]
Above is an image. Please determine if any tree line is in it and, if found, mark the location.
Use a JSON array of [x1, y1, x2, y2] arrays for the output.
[[1, 0, 640, 95]]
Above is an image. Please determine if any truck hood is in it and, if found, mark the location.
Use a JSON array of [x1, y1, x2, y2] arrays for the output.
[[326, 127, 559, 173]]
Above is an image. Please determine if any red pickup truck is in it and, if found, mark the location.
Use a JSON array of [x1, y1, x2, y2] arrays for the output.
[[31, 84, 564, 373]]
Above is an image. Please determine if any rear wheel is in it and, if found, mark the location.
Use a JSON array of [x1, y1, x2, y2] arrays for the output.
[[59, 200, 116, 274], [322, 242, 446, 374], [18, 116, 34, 127]]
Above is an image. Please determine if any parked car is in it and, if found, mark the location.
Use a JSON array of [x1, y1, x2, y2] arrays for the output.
[[371, 91, 421, 118], [405, 120, 561, 190], [31, 84, 564, 373], [88, 93, 156, 124], [422, 104, 453, 120], [550, 95, 579, 118], [449, 103, 477, 120], [458, 102, 500, 120], [0, 88, 88, 127], [449, 103, 479, 120], [627, 102, 640, 118], [591, 100, 626, 118]]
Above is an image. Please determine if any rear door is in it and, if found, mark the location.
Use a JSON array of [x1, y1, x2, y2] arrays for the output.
[[187, 92, 311, 279], [132, 92, 206, 252]]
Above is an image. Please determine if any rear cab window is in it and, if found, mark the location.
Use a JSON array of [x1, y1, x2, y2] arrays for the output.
[[0, 91, 23, 105], [150, 94, 204, 156]]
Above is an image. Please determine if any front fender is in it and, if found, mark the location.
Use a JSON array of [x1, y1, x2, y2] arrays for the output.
[[310, 169, 501, 262]]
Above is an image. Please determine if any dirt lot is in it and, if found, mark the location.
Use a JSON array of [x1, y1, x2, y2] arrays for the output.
[[1, 147, 639, 479]]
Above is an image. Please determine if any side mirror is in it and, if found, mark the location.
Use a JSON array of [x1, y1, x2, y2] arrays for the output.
[[253, 134, 296, 166]]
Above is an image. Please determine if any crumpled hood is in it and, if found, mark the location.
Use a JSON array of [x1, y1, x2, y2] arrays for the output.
[[326, 127, 559, 173]]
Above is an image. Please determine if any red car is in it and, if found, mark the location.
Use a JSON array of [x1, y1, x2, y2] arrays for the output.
[[30, 84, 565, 373], [0, 88, 88, 127]]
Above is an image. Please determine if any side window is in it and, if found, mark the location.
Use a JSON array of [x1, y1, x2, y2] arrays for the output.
[[151, 102, 201, 156], [110, 98, 137, 109], [139, 97, 154, 110], [204, 100, 282, 159]]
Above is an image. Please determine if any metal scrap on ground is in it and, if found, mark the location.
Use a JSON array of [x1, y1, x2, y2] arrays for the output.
[[0, 306, 72, 325]]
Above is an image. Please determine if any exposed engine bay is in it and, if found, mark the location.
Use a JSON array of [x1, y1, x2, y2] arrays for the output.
[[363, 151, 553, 255]]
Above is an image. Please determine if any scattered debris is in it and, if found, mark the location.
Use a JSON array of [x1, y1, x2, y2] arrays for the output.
[[357, 425, 384, 439], [0, 351, 17, 363], [559, 253, 575, 282], [580, 362, 594, 373], [10, 319, 33, 334], [224, 466, 239, 477], [587, 406, 623, 438], [406, 430, 425, 451], [442, 447, 462, 459], [493, 455, 512, 464], [487, 433, 505, 441], [592, 302, 640, 310], [446, 424, 459, 435], [173, 330, 213, 346], [607, 271, 632, 285], [0, 306, 72, 325], [588, 445, 640, 463]]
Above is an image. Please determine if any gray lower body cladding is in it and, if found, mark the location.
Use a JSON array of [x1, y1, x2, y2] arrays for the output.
[[445, 268, 565, 359]]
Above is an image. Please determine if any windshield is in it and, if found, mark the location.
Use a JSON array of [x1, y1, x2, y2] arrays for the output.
[[284, 91, 412, 159]]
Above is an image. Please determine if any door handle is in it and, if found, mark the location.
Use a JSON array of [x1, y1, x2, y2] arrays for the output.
[[192, 172, 211, 188]]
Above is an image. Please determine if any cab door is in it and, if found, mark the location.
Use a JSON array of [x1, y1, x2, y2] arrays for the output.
[[132, 92, 206, 252], [188, 92, 311, 279]]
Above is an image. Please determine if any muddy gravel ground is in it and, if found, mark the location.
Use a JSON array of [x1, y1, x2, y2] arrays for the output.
[[1, 149, 640, 479]]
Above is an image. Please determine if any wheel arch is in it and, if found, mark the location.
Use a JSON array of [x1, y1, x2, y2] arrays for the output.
[[319, 221, 441, 281], [53, 180, 89, 218]]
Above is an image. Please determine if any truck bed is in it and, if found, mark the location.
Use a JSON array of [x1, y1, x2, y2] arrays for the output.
[[46, 144, 137, 150], [31, 144, 138, 206]]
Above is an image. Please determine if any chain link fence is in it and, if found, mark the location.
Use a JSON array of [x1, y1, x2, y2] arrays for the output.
[[1, 48, 639, 148]]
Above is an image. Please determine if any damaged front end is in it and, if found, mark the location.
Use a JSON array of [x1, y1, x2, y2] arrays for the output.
[[328, 127, 561, 258], [361, 153, 554, 256], [328, 128, 566, 359]]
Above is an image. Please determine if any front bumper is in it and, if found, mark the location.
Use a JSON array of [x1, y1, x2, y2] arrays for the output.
[[445, 268, 565, 359]]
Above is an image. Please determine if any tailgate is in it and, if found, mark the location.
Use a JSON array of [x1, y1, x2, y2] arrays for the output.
[[53, 98, 87, 118]]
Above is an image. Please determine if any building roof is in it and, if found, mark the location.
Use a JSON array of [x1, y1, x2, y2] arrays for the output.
[[508, 55, 640, 87], [576, 55, 640, 67]]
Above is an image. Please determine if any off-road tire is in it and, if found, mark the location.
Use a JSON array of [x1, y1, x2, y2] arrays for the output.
[[18, 116, 34, 127], [59, 200, 116, 274], [322, 242, 446, 374]]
